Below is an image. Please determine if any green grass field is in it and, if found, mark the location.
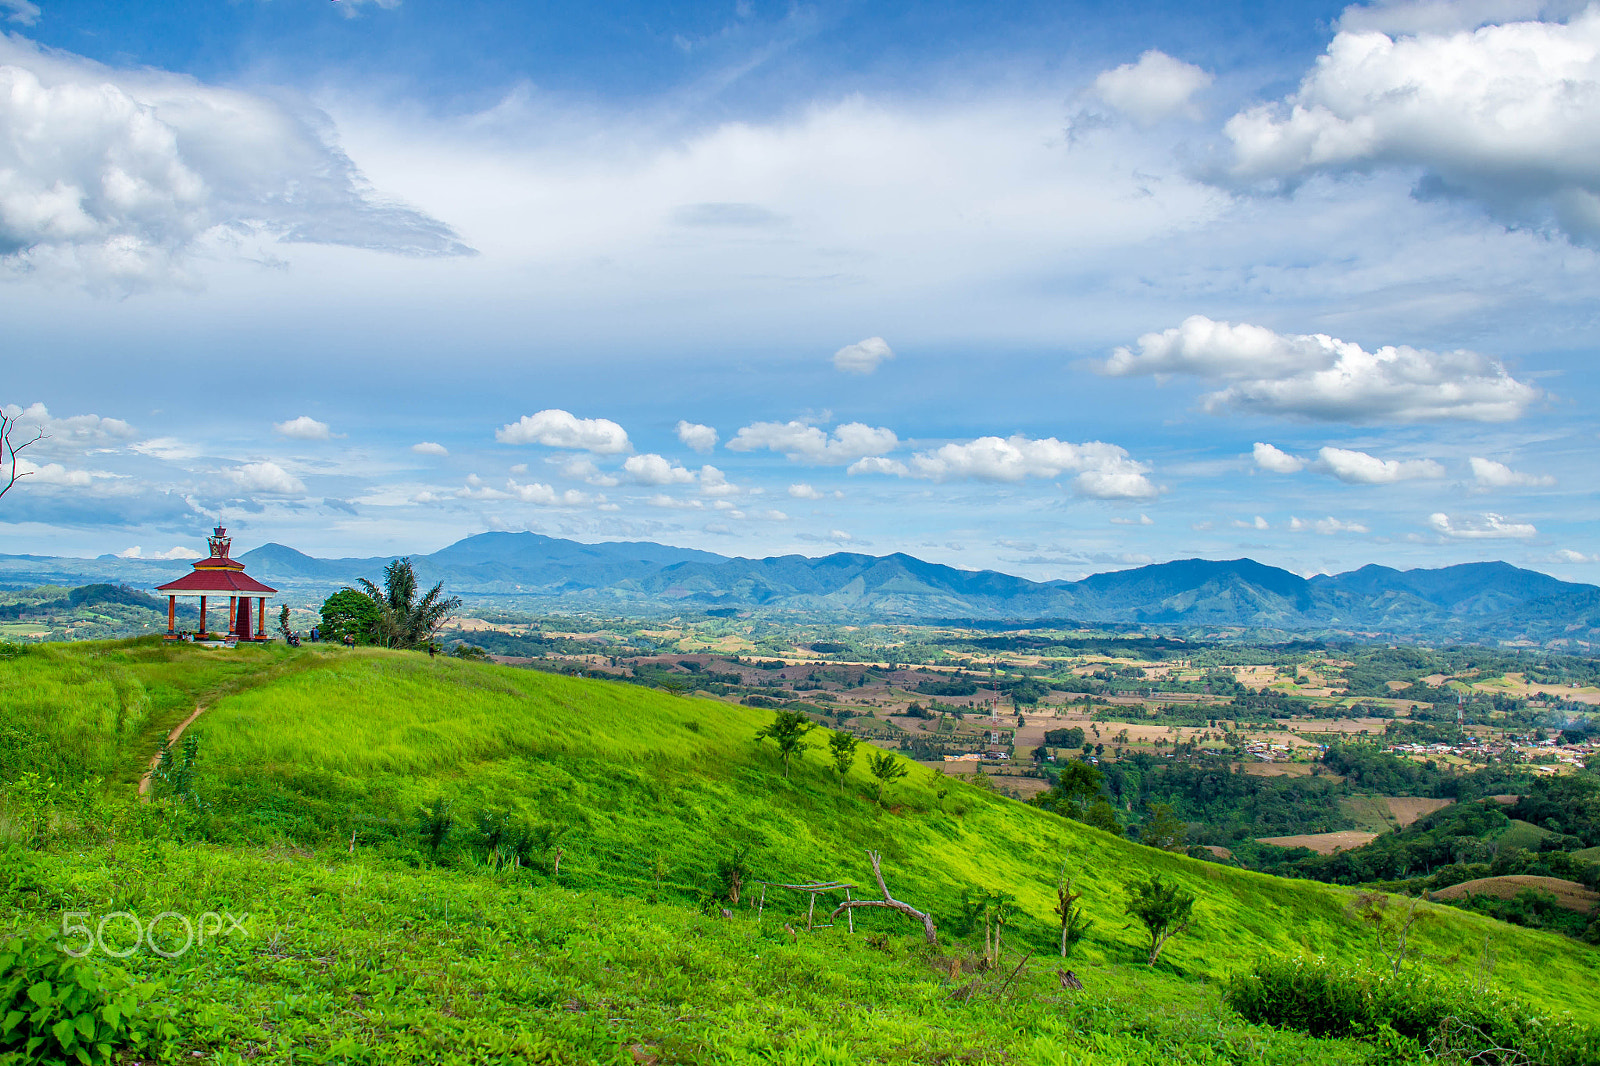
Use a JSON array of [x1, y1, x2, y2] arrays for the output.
[[3, 638, 1598, 1064]]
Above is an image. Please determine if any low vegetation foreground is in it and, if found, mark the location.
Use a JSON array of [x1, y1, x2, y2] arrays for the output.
[[2, 637, 1598, 1064]]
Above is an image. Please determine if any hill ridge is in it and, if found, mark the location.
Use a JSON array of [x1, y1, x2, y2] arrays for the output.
[[3, 533, 1596, 642]]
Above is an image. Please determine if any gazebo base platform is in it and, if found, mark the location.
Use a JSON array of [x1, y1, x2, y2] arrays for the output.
[[163, 634, 274, 644]]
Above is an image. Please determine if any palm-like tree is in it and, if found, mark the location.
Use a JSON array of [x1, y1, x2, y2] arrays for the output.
[[357, 558, 462, 650]]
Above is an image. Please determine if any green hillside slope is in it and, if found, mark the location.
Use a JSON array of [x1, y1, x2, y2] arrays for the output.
[[3, 638, 1597, 1065]]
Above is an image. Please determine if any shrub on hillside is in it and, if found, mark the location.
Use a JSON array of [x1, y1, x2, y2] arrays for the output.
[[1225, 956, 1600, 1066], [0, 929, 175, 1063]]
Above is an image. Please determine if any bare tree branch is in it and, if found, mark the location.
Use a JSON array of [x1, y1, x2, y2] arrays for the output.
[[0, 408, 48, 503], [829, 850, 938, 945]]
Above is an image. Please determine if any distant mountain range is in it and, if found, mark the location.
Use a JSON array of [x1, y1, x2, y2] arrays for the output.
[[2, 530, 1597, 647]]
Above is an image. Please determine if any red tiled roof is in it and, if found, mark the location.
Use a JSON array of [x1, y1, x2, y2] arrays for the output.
[[156, 570, 277, 594]]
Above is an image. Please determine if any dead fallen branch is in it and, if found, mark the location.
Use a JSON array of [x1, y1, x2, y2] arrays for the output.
[[830, 850, 938, 945]]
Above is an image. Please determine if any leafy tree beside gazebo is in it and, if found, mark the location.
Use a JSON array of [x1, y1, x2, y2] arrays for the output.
[[320, 558, 461, 650], [319, 589, 381, 645]]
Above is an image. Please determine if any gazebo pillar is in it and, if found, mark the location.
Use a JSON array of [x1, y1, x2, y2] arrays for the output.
[[228, 596, 238, 636], [257, 598, 266, 641], [199, 595, 207, 634], [167, 595, 176, 637]]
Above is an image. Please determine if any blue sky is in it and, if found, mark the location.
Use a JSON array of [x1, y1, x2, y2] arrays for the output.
[[3, 0, 1599, 581]]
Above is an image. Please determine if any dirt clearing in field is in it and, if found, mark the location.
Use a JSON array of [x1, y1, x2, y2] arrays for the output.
[[1387, 797, 1452, 825], [1257, 830, 1379, 854], [1432, 876, 1599, 913]]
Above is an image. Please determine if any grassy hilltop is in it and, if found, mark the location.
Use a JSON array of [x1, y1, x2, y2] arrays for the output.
[[2, 637, 1598, 1064]]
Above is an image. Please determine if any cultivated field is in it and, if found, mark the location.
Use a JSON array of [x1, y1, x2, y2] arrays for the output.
[[1433, 876, 1600, 913], [1257, 830, 1381, 854]]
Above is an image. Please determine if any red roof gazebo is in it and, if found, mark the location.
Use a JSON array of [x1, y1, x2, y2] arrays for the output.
[[156, 527, 277, 642]]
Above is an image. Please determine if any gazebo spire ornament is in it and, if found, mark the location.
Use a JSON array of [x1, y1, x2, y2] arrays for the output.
[[155, 526, 277, 643], [207, 526, 231, 559]]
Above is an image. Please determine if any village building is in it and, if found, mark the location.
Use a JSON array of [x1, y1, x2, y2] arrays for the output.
[[156, 527, 277, 642]]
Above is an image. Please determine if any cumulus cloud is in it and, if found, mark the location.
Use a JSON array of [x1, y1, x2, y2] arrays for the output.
[[556, 456, 619, 486], [273, 415, 331, 440], [788, 482, 824, 499], [1546, 548, 1597, 563], [496, 409, 631, 453], [1110, 513, 1155, 525], [676, 420, 718, 453], [726, 420, 898, 464], [1289, 515, 1371, 534], [623, 453, 696, 485], [12, 456, 94, 486], [849, 433, 1159, 499], [832, 336, 895, 374], [225, 461, 305, 495], [698, 466, 741, 496], [1224, 7, 1600, 244], [1315, 446, 1446, 484], [0, 34, 471, 288], [846, 456, 911, 476], [647, 494, 704, 510], [1105, 316, 1539, 422], [1427, 511, 1537, 538], [1093, 50, 1214, 124], [506, 480, 594, 506], [3, 402, 135, 456], [411, 441, 448, 456], [1469, 456, 1555, 488], [1253, 442, 1305, 473], [116, 544, 201, 560]]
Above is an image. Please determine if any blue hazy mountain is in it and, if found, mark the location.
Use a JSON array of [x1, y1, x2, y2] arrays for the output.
[[4, 532, 1595, 643]]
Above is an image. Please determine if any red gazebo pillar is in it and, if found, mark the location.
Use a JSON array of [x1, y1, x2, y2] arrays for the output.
[[167, 596, 176, 637], [257, 598, 266, 641], [199, 595, 207, 634], [228, 596, 238, 636]]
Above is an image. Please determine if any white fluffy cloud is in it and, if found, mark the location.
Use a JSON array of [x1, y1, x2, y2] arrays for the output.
[[1093, 50, 1213, 124], [496, 409, 631, 453], [556, 456, 619, 486], [507, 480, 594, 506], [1427, 511, 1538, 538], [1547, 548, 1597, 563], [1105, 316, 1539, 422], [226, 461, 305, 495], [788, 483, 824, 499], [115, 544, 201, 560], [1253, 442, 1305, 473], [832, 336, 895, 374], [1315, 446, 1446, 484], [411, 441, 448, 456], [849, 434, 1160, 499], [3, 402, 135, 457], [727, 420, 898, 464], [1469, 456, 1555, 488], [675, 420, 718, 453], [0, 34, 470, 288], [1289, 515, 1371, 534], [698, 466, 741, 497], [1225, 8, 1600, 244], [273, 416, 331, 440], [623, 453, 696, 485], [12, 456, 94, 486]]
